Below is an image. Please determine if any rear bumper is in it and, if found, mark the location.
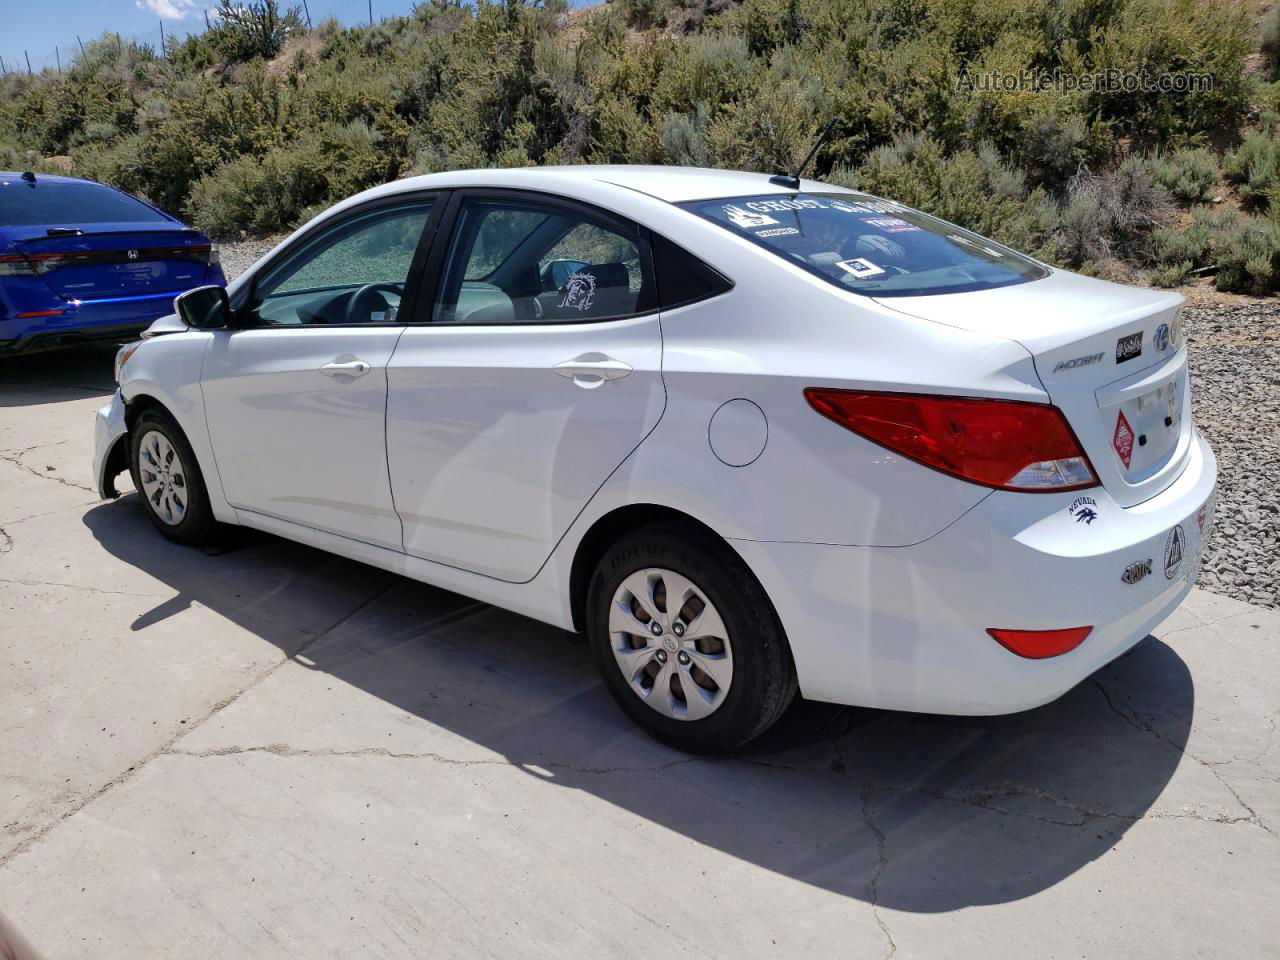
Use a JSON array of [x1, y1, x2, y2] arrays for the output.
[[93, 390, 130, 499], [731, 430, 1218, 715], [1, 292, 179, 355]]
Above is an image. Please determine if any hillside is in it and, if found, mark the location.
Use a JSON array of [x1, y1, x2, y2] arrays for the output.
[[4, 0, 1280, 293]]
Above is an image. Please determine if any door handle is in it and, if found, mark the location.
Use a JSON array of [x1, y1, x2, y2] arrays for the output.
[[320, 359, 371, 378], [552, 356, 633, 385]]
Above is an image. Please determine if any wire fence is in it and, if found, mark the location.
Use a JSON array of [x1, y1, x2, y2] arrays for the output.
[[0, 2, 421, 78]]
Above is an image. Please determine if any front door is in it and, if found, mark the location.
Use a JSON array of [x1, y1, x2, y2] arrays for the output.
[[202, 197, 437, 549], [386, 192, 666, 582]]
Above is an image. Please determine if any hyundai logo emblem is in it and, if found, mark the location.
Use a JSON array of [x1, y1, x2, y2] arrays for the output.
[[1153, 323, 1170, 352]]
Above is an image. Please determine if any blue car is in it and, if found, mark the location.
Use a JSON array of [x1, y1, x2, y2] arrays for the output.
[[1, 171, 226, 355]]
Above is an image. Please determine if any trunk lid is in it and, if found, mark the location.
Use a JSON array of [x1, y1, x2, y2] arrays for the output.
[[877, 269, 1189, 507], [10, 227, 212, 301]]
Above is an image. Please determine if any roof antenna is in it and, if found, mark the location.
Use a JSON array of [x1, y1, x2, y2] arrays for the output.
[[20, 171, 36, 183], [769, 118, 837, 191]]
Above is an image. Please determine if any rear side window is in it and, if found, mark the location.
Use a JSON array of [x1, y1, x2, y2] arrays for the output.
[[651, 234, 732, 309], [0, 179, 172, 227], [432, 197, 651, 325], [681, 193, 1046, 297]]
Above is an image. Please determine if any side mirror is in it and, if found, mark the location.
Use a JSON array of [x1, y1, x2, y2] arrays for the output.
[[175, 285, 230, 330]]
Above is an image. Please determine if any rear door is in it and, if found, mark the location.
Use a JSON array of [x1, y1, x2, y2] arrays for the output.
[[385, 191, 665, 582], [201, 195, 440, 549]]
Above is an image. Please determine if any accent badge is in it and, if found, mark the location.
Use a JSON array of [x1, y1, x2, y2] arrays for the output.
[[1121, 559, 1152, 585]]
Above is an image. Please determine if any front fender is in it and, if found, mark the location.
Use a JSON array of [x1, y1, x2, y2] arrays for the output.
[[117, 331, 236, 523]]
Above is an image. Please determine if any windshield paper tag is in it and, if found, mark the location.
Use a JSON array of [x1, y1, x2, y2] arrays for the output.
[[836, 258, 885, 278], [862, 216, 919, 233]]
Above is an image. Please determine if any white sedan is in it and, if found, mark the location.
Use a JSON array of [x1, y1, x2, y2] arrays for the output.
[[93, 166, 1217, 752]]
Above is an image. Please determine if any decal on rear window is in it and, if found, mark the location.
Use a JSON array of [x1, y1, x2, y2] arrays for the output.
[[685, 192, 1047, 297], [559, 271, 597, 312], [836, 258, 885, 278]]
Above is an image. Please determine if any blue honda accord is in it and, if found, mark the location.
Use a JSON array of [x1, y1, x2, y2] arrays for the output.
[[1, 171, 226, 355]]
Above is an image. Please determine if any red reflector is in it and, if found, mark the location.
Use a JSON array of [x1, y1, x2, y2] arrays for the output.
[[804, 389, 1099, 492], [15, 308, 68, 319], [986, 626, 1092, 659]]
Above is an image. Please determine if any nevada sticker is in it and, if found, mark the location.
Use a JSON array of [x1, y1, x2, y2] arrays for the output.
[[1113, 410, 1135, 469]]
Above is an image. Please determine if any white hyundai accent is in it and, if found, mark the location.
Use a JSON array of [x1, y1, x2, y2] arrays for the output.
[[93, 165, 1217, 752]]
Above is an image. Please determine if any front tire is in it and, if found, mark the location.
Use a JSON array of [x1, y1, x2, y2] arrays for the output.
[[129, 408, 219, 546], [587, 524, 796, 753]]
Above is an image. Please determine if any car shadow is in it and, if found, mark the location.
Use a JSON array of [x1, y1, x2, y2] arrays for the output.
[[0, 344, 118, 407], [84, 497, 1193, 913]]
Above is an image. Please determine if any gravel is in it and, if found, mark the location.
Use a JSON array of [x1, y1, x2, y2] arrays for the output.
[[216, 237, 1279, 608], [217, 236, 284, 282], [1184, 302, 1280, 609]]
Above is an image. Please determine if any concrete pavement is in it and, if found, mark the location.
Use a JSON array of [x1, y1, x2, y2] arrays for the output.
[[1, 347, 1278, 958]]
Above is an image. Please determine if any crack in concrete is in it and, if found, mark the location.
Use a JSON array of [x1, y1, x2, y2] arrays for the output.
[[1, 497, 104, 528], [0, 576, 168, 599], [162, 743, 704, 776], [1093, 679, 1279, 840], [0, 526, 11, 555], [157, 731, 1276, 833], [0, 580, 400, 870], [0, 448, 95, 492], [860, 784, 897, 960]]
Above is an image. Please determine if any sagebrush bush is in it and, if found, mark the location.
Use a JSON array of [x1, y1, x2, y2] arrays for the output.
[[1224, 131, 1280, 207], [1149, 261, 1193, 288], [1153, 148, 1219, 203], [1212, 216, 1280, 294]]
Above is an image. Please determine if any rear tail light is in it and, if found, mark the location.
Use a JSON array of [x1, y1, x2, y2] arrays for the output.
[[987, 626, 1092, 659], [804, 389, 1098, 492], [0, 245, 212, 276], [0, 254, 38, 276]]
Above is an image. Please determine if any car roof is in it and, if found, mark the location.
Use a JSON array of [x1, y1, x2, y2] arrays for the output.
[[0, 171, 100, 187], [374, 165, 851, 204]]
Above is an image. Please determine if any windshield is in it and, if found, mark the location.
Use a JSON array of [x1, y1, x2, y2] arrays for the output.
[[682, 193, 1046, 297], [0, 179, 172, 227]]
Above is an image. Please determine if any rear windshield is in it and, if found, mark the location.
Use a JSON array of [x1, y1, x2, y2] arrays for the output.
[[0, 179, 171, 227], [681, 193, 1046, 297]]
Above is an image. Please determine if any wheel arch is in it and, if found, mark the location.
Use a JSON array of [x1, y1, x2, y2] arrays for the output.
[[567, 503, 735, 634]]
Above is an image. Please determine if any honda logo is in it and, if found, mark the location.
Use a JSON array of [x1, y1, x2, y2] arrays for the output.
[[127, 249, 139, 260]]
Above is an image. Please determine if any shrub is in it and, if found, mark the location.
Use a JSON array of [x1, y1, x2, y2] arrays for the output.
[[1149, 261, 1193, 287], [1209, 215, 1280, 293], [209, 0, 305, 63], [1153, 147, 1219, 203], [1224, 131, 1280, 207], [1264, 5, 1280, 79], [1055, 194, 1113, 265]]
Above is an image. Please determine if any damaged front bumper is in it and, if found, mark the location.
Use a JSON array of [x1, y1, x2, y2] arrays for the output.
[[92, 390, 129, 498]]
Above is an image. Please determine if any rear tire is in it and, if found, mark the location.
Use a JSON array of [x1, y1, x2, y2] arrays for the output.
[[587, 523, 796, 753], [129, 408, 219, 546]]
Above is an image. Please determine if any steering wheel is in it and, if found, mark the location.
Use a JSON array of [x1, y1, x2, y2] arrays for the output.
[[346, 282, 403, 324]]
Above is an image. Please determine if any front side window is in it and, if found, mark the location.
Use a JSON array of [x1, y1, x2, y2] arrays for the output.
[[682, 193, 1046, 297], [250, 201, 432, 326], [433, 198, 648, 324]]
